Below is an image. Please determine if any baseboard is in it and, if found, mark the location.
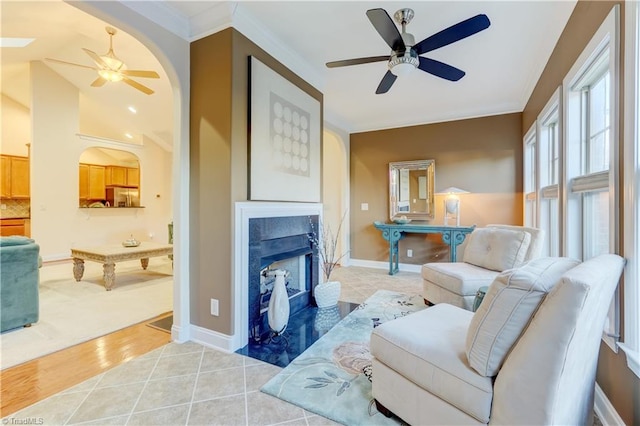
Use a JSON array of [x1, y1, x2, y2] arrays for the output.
[[42, 254, 72, 263], [594, 382, 625, 425], [170, 323, 189, 343], [349, 258, 422, 274], [189, 323, 237, 354]]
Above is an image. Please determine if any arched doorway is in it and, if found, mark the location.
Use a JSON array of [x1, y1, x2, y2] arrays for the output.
[[323, 125, 350, 265]]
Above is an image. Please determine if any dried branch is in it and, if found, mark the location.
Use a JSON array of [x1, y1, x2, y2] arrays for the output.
[[309, 211, 349, 282]]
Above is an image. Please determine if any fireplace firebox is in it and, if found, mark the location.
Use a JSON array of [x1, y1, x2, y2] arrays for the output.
[[248, 215, 320, 342]]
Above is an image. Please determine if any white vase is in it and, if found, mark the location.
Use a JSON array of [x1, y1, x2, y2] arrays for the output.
[[267, 270, 290, 334], [314, 305, 341, 332], [315, 281, 341, 308]]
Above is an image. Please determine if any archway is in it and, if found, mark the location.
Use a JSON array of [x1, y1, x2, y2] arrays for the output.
[[70, 1, 191, 342], [323, 125, 350, 265]]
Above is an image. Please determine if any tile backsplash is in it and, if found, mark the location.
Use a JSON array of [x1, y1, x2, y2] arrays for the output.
[[0, 199, 30, 218]]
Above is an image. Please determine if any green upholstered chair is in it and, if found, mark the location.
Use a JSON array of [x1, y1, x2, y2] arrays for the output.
[[1, 236, 40, 332]]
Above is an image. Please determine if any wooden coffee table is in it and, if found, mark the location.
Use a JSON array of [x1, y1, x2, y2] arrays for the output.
[[71, 242, 173, 290]]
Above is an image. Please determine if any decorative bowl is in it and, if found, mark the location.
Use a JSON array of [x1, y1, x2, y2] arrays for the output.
[[393, 218, 412, 225], [122, 238, 141, 248]]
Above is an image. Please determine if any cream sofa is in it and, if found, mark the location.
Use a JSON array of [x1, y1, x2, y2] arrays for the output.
[[422, 224, 544, 310], [370, 254, 624, 425]]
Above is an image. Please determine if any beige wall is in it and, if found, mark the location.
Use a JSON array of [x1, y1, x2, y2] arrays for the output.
[[190, 28, 323, 335], [1, 95, 31, 156], [350, 113, 522, 266], [521, 1, 639, 424]]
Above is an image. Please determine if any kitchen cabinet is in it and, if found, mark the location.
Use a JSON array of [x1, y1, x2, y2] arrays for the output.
[[1, 156, 9, 198], [126, 167, 139, 187], [106, 166, 127, 186], [1, 155, 30, 199], [88, 165, 106, 200], [79, 163, 105, 201], [105, 166, 139, 188], [0, 218, 27, 236], [79, 164, 89, 199]]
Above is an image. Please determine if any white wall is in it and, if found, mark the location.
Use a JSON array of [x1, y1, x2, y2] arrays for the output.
[[1, 95, 31, 156], [30, 61, 172, 260]]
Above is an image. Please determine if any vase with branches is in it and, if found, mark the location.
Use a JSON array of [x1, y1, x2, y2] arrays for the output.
[[309, 212, 348, 307]]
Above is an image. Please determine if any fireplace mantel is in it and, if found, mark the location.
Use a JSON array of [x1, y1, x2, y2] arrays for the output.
[[231, 202, 323, 351]]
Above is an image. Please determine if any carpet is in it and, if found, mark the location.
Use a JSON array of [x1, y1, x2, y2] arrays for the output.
[[0, 258, 173, 370], [261, 289, 427, 425]]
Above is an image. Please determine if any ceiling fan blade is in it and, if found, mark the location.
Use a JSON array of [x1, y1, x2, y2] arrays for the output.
[[366, 8, 406, 53], [418, 57, 466, 81], [91, 76, 107, 87], [44, 57, 98, 71], [122, 76, 154, 95], [414, 14, 491, 55], [82, 48, 109, 68], [120, 70, 160, 78], [375, 70, 397, 94], [326, 56, 389, 68]]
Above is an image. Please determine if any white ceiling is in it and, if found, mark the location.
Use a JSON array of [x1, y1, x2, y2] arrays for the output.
[[1, 1, 577, 147]]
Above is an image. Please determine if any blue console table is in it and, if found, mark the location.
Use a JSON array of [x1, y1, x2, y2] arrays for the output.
[[373, 221, 476, 275]]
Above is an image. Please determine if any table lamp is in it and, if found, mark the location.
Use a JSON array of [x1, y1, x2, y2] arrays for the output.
[[437, 187, 469, 226]]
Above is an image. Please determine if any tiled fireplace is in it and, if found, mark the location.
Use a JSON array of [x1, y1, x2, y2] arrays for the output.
[[247, 215, 320, 342], [232, 202, 323, 351]]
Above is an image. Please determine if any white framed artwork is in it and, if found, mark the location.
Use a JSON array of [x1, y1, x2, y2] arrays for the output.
[[249, 56, 321, 202]]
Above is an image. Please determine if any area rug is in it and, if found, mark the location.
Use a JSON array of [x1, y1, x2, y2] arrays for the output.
[[0, 258, 173, 370], [261, 289, 427, 425], [147, 314, 173, 333]]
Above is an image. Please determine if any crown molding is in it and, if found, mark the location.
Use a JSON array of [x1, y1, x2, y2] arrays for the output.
[[119, 1, 190, 40], [231, 3, 323, 92]]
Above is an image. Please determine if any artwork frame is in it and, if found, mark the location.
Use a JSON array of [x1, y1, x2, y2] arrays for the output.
[[249, 56, 321, 203]]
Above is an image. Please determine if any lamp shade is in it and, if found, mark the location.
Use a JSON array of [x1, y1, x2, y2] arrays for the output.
[[436, 187, 470, 195]]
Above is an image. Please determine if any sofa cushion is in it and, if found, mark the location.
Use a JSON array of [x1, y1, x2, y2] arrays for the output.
[[422, 262, 500, 296], [371, 304, 494, 423], [462, 227, 532, 272], [487, 224, 545, 262], [0, 236, 35, 247], [465, 257, 581, 376]]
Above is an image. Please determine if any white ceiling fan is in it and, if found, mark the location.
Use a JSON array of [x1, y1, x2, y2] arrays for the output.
[[45, 26, 159, 95]]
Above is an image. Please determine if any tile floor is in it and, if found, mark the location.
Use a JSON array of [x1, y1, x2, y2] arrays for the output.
[[5, 266, 423, 425]]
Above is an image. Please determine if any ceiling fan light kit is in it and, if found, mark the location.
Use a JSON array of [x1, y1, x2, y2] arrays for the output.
[[45, 26, 159, 94], [326, 7, 491, 94], [389, 50, 418, 76]]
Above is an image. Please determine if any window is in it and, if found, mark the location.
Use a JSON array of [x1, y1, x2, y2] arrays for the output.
[[620, 0, 640, 378], [563, 7, 619, 351], [523, 125, 537, 228], [537, 91, 561, 256]]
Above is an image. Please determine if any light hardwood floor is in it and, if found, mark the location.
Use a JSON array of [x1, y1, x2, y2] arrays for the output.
[[0, 312, 172, 417]]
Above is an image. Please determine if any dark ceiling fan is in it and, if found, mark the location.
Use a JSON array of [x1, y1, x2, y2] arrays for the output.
[[326, 8, 491, 94]]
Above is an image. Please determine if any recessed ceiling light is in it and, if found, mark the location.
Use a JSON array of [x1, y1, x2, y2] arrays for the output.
[[125, 133, 133, 139], [128, 106, 137, 114], [0, 38, 35, 48]]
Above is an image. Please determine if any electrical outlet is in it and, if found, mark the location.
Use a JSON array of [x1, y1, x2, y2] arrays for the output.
[[0, 204, 6, 210], [210, 299, 219, 316], [149, 232, 154, 239], [361, 203, 369, 211], [407, 249, 413, 258]]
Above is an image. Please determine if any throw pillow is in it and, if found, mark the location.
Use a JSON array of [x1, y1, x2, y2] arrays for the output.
[[463, 227, 532, 272], [465, 256, 581, 377]]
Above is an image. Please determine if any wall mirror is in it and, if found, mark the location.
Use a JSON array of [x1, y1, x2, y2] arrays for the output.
[[79, 147, 141, 208], [389, 159, 435, 221]]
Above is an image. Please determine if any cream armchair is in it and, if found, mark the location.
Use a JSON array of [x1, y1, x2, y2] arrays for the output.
[[422, 224, 544, 310], [370, 254, 624, 425]]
